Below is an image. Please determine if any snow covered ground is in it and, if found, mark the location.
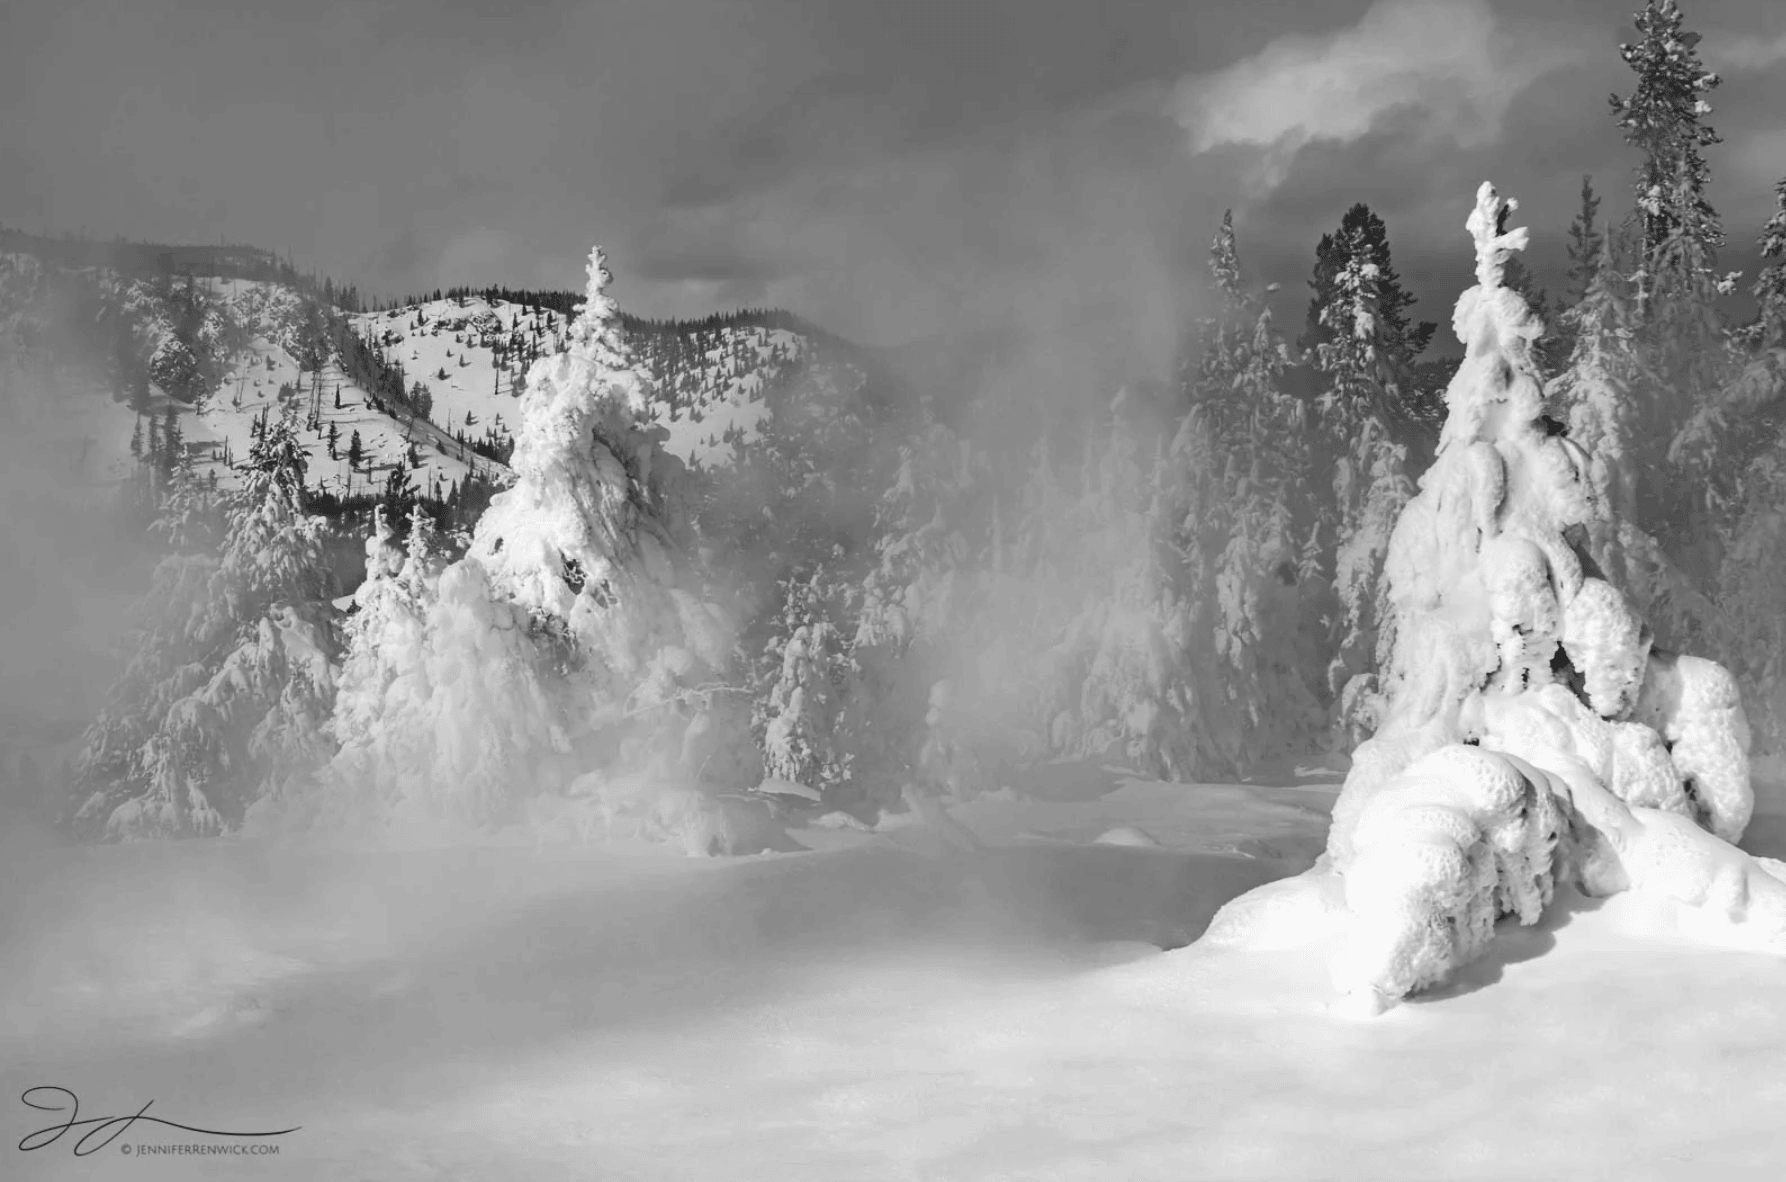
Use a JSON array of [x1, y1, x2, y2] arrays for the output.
[[8, 763, 1786, 1180]]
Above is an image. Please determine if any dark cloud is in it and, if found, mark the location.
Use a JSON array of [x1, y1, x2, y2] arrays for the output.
[[3, 0, 1784, 350]]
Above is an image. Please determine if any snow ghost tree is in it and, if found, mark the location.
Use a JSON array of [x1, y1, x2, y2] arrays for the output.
[[1204, 184, 1775, 1016], [307, 247, 746, 840]]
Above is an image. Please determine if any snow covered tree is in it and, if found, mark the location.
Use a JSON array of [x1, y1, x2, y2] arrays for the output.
[[1755, 178, 1786, 350], [1706, 179, 1786, 772], [1549, 226, 1650, 532], [756, 565, 857, 799], [851, 423, 984, 797], [1059, 405, 1209, 779], [1675, 176, 1786, 482], [1611, 0, 1723, 257], [1206, 183, 1766, 1018], [1310, 224, 1417, 740], [1181, 214, 1327, 759], [73, 405, 339, 838], [1301, 204, 1438, 440], [1604, 0, 1742, 567], [327, 506, 421, 751], [1565, 175, 1606, 307], [304, 246, 749, 842]]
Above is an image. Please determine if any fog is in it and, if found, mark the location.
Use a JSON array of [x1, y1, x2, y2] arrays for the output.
[[0, 347, 158, 840]]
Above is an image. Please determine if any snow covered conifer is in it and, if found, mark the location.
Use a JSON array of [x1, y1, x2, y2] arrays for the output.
[[402, 504, 446, 596], [1182, 216, 1325, 760], [1311, 227, 1415, 740], [327, 506, 422, 752], [76, 404, 339, 838], [1709, 179, 1786, 769], [1549, 227, 1649, 531], [1565, 176, 1606, 307], [310, 246, 743, 839], [756, 566, 856, 799], [1206, 183, 1768, 1016], [1611, 0, 1723, 256]]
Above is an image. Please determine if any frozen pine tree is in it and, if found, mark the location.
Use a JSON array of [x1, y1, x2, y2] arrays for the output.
[[851, 422, 984, 797], [1549, 226, 1649, 532], [1565, 176, 1606, 307], [402, 503, 446, 596], [1175, 213, 1325, 762], [1607, 0, 1740, 567], [1310, 225, 1415, 741], [1300, 204, 1438, 442], [1206, 183, 1767, 1017], [1710, 178, 1786, 774], [1611, 0, 1723, 255], [324, 506, 426, 755], [302, 246, 749, 842], [74, 405, 339, 838], [756, 565, 857, 800]]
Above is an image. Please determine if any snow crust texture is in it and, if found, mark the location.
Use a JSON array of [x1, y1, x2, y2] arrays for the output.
[[1215, 183, 1763, 1012]]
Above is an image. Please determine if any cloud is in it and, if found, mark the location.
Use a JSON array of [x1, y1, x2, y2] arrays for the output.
[[1730, 128, 1786, 189], [1706, 30, 1786, 72], [1167, 0, 1576, 190]]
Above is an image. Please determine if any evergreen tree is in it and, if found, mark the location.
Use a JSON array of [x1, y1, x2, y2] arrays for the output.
[[1311, 224, 1416, 739], [328, 507, 429, 754], [1179, 213, 1327, 758], [1301, 205, 1438, 443], [756, 567, 857, 797], [1565, 175, 1606, 306], [72, 406, 338, 839], [1550, 226, 1651, 531], [382, 463, 415, 523], [1610, 0, 1724, 256], [1753, 177, 1786, 351], [307, 246, 748, 840], [158, 404, 181, 480], [1704, 177, 1786, 762], [1280, 182, 1765, 1015]]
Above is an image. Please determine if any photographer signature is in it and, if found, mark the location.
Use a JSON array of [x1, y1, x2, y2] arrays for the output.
[[18, 1087, 300, 1156]]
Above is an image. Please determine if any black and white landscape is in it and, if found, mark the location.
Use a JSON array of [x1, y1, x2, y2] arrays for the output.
[[5, 1, 1786, 1177]]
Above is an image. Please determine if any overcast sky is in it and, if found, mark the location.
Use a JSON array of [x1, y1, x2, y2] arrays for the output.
[[3, 0, 1784, 356]]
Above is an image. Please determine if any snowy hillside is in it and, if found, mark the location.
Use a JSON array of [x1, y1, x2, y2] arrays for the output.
[[0, 254, 504, 505], [201, 318, 497, 503], [0, 254, 845, 520], [354, 295, 823, 470]]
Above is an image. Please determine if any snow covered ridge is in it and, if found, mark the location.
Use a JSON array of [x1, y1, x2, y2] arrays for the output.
[[1206, 183, 1771, 1017]]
